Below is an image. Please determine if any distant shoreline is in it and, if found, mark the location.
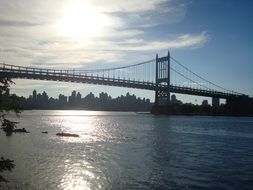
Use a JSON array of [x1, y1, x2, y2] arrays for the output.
[[151, 108, 253, 117], [151, 112, 253, 117]]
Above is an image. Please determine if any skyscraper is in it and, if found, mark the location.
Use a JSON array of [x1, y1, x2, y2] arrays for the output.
[[32, 90, 37, 101]]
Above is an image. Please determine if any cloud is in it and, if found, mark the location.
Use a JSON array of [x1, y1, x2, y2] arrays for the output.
[[105, 31, 210, 51], [0, 30, 209, 70], [102, 1, 186, 29], [0, 0, 209, 70], [0, 19, 39, 27], [93, 0, 170, 13]]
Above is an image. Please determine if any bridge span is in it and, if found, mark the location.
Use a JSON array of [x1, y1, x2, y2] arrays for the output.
[[0, 51, 246, 106]]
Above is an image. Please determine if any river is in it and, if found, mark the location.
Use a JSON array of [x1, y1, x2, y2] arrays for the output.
[[1, 110, 253, 189]]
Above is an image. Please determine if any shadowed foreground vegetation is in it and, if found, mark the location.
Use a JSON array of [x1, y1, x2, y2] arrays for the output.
[[0, 77, 22, 183]]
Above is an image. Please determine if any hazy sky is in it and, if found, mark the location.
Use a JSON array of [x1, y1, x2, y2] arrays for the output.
[[1, 0, 252, 103]]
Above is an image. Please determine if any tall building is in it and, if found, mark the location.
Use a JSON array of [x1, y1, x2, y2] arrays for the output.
[[42, 91, 49, 103], [212, 97, 220, 107], [171, 94, 177, 104], [59, 94, 67, 105], [71, 90, 76, 98], [76, 92, 81, 104], [37, 93, 42, 103], [33, 90, 37, 101], [99, 92, 108, 101], [202, 100, 208, 106], [69, 90, 77, 105]]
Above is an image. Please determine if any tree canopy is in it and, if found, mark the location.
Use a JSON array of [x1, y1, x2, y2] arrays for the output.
[[0, 77, 21, 136], [0, 77, 21, 183]]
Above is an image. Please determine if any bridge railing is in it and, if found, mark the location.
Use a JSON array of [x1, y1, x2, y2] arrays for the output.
[[0, 63, 80, 76], [0, 63, 244, 98], [170, 85, 241, 98], [0, 63, 157, 86]]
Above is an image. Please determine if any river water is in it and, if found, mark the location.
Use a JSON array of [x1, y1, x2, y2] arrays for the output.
[[0, 110, 253, 190]]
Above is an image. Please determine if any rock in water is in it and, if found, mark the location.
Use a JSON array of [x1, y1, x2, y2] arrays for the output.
[[13, 128, 29, 133], [56, 133, 79, 137]]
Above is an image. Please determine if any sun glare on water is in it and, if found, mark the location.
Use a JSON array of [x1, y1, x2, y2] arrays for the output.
[[57, 1, 109, 39]]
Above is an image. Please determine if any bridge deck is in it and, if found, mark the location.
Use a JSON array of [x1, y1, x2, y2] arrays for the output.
[[0, 64, 241, 99]]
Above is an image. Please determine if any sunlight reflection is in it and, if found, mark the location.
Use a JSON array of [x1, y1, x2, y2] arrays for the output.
[[49, 110, 126, 145], [63, 175, 90, 190], [46, 110, 118, 189], [52, 110, 101, 143], [60, 159, 101, 190]]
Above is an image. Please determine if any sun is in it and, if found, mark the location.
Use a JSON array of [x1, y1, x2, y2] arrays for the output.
[[57, 1, 109, 39]]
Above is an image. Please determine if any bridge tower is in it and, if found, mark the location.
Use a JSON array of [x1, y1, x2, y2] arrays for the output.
[[155, 51, 170, 105]]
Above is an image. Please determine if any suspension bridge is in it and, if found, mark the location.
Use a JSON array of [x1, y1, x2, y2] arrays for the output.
[[0, 51, 246, 106]]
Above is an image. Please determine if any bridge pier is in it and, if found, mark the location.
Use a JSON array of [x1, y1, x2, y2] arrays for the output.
[[212, 97, 220, 107], [155, 90, 170, 105]]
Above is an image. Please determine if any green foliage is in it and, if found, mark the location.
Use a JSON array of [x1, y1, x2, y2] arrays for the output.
[[0, 157, 15, 182], [0, 77, 20, 182], [0, 157, 15, 172], [0, 77, 22, 136], [2, 119, 18, 136], [0, 77, 21, 114]]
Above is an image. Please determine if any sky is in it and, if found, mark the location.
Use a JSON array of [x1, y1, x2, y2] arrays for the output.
[[1, 0, 252, 104]]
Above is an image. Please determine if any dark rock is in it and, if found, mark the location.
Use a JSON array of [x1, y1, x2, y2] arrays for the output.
[[13, 128, 29, 133], [56, 133, 79, 137], [42, 131, 48, 134]]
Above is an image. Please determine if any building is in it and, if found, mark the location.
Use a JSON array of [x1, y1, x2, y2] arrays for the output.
[[202, 100, 208, 106], [59, 94, 67, 105], [212, 97, 220, 107], [171, 94, 177, 104], [42, 91, 49, 103], [32, 89, 37, 101], [76, 92, 82, 104]]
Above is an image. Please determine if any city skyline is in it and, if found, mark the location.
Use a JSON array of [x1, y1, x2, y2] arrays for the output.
[[1, 0, 253, 102], [18, 89, 214, 108], [16, 89, 219, 114], [19, 89, 152, 111], [25, 89, 152, 103]]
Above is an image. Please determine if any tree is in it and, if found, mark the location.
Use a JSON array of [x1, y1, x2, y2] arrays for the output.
[[0, 77, 21, 136], [0, 157, 15, 182], [0, 77, 21, 182]]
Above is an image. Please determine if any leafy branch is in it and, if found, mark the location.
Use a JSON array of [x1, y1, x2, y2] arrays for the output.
[[0, 77, 22, 182]]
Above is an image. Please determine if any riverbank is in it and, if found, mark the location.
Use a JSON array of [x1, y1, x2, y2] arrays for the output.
[[151, 105, 253, 117]]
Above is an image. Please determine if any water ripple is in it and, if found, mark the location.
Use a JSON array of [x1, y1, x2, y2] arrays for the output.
[[1, 111, 253, 189]]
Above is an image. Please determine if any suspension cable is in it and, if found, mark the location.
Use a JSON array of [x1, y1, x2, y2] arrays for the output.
[[170, 56, 242, 95], [170, 67, 213, 91]]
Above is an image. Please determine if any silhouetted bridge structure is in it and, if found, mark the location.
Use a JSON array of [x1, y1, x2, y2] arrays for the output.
[[0, 51, 246, 106]]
